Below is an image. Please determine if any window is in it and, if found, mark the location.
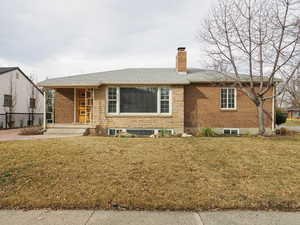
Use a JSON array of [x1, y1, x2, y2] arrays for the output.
[[108, 128, 174, 136], [107, 87, 171, 114], [108, 87, 117, 113], [120, 88, 157, 113], [127, 129, 155, 136], [160, 88, 170, 113], [224, 128, 239, 135], [30, 98, 36, 109], [3, 95, 12, 107], [108, 128, 123, 136], [220, 88, 236, 109]]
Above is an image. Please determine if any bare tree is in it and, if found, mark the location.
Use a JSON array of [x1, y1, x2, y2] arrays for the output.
[[282, 68, 300, 108], [199, 0, 300, 135], [27, 74, 43, 126]]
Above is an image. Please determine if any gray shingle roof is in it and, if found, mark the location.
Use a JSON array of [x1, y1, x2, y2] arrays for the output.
[[0, 67, 43, 94], [38, 68, 277, 87], [0, 67, 18, 75]]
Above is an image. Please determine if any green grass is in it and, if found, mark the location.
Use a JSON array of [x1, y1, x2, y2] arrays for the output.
[[0, 136, 300, 211]]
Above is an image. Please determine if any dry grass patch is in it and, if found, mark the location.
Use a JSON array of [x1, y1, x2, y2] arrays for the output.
[[0, 136, 300, 211]]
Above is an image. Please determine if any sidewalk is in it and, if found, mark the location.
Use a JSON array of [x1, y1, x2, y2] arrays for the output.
[[0, 129, 77, 142], [0, 210, 299, 225]]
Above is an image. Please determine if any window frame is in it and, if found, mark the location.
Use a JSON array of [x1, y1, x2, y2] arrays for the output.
[[220, 87, 237, 110], [107, 87, 118, 114], [106, 87, 172, 115], [3, 94, 12, 107], [108, 128, 174, 136], [223, 128, 240, 135], [29, 98, 36, 109]]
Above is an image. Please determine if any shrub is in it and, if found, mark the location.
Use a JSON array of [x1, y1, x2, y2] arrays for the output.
[[276, 109, 287, 125], [19, 126, 43, 135], [158, 129, 172, 137], [201, 128, 218, 137]]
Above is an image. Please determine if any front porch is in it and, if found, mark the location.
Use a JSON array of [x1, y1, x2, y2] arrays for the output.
[[42, 87, 98, 135], [45, 123, 95, 136], [44, 87, 97, 126]]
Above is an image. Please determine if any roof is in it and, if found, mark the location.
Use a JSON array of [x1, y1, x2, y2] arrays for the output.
[[288, 108, 300, 111], [0, 67, 43, 94], [0, 67, 19, 75], [38, 68, 280, 87]]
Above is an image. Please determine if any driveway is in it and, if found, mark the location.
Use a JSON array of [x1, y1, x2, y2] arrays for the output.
[[0, 210, 300, 225], [0, 129, 78, 141]]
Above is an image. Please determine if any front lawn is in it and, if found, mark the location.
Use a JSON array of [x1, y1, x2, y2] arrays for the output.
[[0, 136, 300, 211]]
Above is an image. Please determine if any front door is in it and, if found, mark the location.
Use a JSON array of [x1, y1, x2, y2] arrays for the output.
[[76, 89, 93, 123]]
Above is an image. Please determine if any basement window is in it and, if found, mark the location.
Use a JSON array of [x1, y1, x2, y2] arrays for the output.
[[108, 128, 123, 136], [127, 129, 155, 136], [108, 128, 174, 136], [223, 128, 239, 135]]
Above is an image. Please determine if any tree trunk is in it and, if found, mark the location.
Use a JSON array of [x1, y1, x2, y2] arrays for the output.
[[256, 98, 265, 135]]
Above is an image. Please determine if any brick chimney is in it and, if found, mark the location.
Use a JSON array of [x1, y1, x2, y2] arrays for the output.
[[176, 47, 187, 74]]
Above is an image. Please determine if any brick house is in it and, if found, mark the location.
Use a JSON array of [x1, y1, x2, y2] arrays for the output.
[[287, 108, 300, 120], [38, 47, 276, 135]]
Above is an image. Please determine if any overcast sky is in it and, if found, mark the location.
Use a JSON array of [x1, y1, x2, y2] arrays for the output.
[[0, 0, 216, 81]]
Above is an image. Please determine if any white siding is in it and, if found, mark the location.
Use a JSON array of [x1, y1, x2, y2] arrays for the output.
[[0, 69, 43, 114]]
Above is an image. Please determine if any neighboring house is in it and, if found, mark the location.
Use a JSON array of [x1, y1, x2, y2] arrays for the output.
[[0, 67, 44, 128], [287, 108, 300, 120], [38, 48, 276, 135]]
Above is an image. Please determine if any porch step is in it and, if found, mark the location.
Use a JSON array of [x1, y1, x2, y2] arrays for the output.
[[47, 123, 93, 129], [45, 128, 87, 135]]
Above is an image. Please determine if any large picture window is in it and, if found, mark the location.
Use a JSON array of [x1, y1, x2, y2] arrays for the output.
[[107, 87, 171, 114], [220, 88, 236, 109]]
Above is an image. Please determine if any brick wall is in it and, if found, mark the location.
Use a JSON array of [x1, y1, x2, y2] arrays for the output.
[[176, 49, 187, 73], [54, 88, 74, 123], [93, 85, 185, 133], [184, 84, 273, 131]]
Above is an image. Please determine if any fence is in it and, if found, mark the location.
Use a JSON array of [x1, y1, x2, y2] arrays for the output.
[[0, 113, 44, 129]]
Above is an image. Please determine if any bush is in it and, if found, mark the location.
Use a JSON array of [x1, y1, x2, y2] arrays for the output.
[[276, 109, 287, 125], [19, 126, 43, 135], [158, 129, 172, 137], [201, 128, 218, 137]]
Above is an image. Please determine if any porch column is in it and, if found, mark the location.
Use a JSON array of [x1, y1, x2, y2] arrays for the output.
[[74, 88, 76, 123], [92, 88, 95, 125], [43, 90, 47, 130]]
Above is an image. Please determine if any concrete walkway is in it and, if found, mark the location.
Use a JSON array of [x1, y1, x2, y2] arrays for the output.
[[0, 210, 300, 225], [0, 129, 79, 142], [279, 125, 300, 132]]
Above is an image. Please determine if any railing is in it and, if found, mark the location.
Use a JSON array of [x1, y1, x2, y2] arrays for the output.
[[0, 113, 44, 129]]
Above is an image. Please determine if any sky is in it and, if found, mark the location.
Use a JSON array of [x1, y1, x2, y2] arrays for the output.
[[0, 0, 216, 82]]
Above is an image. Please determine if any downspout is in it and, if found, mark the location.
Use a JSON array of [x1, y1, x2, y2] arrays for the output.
[[74, 88, 76, 123], [92, 88, 95, 125]]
